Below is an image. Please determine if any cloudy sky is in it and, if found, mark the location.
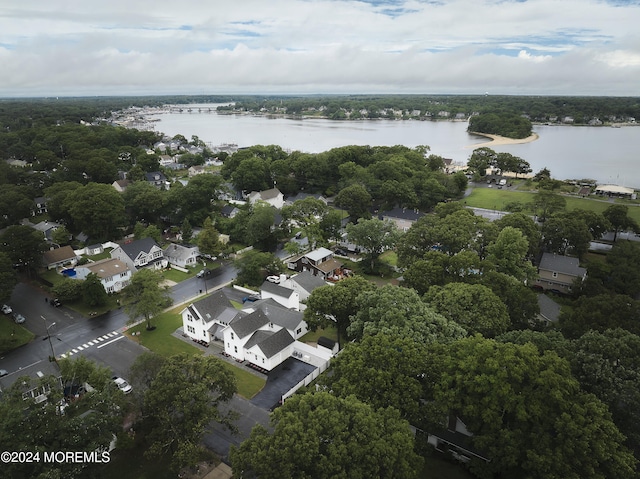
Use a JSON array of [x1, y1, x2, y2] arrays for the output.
[[1, 0, 639, 97]]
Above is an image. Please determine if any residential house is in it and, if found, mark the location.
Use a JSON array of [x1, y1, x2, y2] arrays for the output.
[[111, 179, 131, 193], [379, 207, 425, 232], [31, 220, 62, 242], [221, 204, 240, 218], [163, 243, 200, 268], [32, 197, 48, 216], [248, 188, 284, 209], [287, 247, 344, 281], [42, 245, 79, 270], [281, 271, 328, 302], [537, 294, 561, 324], [260, 281, 300, 310], [74, 258, 132, 293], [144, 171, 169, 189], [181, 290, 245, 344], [110, 237, 168, 271], [181, 293, 310, 372], [188, 165, 206, 177], [427, 415, 491, 464], [0, 360, 62, 402], [535, 252, 587, 294]]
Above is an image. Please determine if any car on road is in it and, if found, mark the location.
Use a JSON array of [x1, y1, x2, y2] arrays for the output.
[[50, 298, 62, 307], [1, 304, 12, 315], [196, 268, 212, 278], [12, 312, 26, 324], [0, 369, 8, 377], [112, 376, 133, 394]]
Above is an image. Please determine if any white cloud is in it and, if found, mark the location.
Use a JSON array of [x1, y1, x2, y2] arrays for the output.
[[1, 0, 639, 96]]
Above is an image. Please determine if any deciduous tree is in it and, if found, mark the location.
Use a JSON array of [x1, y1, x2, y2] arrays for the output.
[[346, 217, 402, 272], [230, 392, 422, 479], [122, 269, 172, 329]]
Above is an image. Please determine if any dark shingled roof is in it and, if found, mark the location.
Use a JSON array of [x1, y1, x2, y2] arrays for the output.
[[192, 290, 234, 322], [255, 328, 295, 358], [260, 281, 295, 297], [230, 309, 270, 339], [118, 237, 159, 260], [290, 271, 327, 294]]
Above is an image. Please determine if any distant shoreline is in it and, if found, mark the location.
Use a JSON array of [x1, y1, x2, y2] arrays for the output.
[[465, 131, 540, 149]]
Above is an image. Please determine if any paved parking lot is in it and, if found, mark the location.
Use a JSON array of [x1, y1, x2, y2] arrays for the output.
[[250, 357, 316, 410]]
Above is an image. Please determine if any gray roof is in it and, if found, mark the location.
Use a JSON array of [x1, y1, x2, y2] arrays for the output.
[[305, 247, 333, 262], [260, 281, 295, 298], [164, 243, 198, 262], [539, 253, 587, 277], [230, 309, 270, 338], [290, 271, 327, 294], [379, 207, 424, 222], [537, 294, 561, 322], [254, 328, 295, 358], [118, 237, 160, 260], [254, 300, 304, 331], [192, 290, 234, 322], [243, 330, 274, 351]]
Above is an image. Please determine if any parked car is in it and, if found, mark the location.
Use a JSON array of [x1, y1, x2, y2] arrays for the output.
[[196, 269, 212, 278], [334, 249, 348, 256], [50, 298, 62, 307], [242, 295, 260, 303], [12, 312, 26, 324], [0, 369, 8, 377], [1, 304, 12, 315], [266, 275, 280, 283], [112, 376, 133, 394]]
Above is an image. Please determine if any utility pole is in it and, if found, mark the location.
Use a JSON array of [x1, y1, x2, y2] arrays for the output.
[[41, 315, 57, 363]]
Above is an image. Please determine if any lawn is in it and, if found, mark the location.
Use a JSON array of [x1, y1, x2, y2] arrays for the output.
[[125, 305, 265, 399], [0, 316, 34, 354], [463, 187, 640, 223], [300, 325, 339, 344]]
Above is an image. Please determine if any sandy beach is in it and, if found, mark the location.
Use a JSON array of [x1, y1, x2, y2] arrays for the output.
[[465, 131, 539, 149]]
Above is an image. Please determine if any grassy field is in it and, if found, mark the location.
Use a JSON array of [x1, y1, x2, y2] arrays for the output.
[[300, 325, 339, 343], [463, 187, 640, 223], [0, 315, 34, 354]]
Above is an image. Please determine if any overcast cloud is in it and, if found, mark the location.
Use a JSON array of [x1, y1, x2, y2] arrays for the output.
[[1, 0, 639, 97]]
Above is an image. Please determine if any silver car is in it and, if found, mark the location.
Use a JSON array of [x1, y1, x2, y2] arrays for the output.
[[12, 312, 26, 324]]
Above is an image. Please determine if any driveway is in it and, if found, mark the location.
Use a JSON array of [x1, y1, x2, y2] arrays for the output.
[[250, 357, 316, 410]]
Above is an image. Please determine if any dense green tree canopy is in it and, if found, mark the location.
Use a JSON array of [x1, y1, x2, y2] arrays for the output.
[[346, 217, 402, 272], [468, 112, 533, 139], [348, 285, 467, 343], [230, 392, 422, 479], [428, 336, 637, 479], [122, 269, 172, 329]]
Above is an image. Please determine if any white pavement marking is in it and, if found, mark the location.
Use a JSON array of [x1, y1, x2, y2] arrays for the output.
[[88, 341, 95, 346], [102, 335, 110, 340], [97, 337, 104, 341], [72, 349, 78, 353], [96, 335, 124, 349], [82, 343, 89, 348]]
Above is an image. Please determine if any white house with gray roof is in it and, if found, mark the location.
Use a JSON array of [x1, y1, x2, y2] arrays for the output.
[[163, 243, 199, 268], [248, 187, 284, 209], [259, 281, 299, 310], [282, 271, 329, 302], [74, 258, 132, 293], [110, 237, 167, 271], [181, 291, 309, 372]]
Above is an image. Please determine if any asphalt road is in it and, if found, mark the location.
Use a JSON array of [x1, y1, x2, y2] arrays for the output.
[[0, 261, 239, 383]]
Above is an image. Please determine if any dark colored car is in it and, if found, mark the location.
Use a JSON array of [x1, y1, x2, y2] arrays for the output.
[[50, 298, 62, 307], [242, 295, 260, 303]]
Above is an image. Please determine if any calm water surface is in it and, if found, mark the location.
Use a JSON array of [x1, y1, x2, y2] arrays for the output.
[[149, 106, 640, 188]]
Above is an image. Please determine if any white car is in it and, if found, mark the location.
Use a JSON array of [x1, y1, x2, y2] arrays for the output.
[[1, 304, 12, 315], [266, 275, 280, 284], [112, 376, 133, 394], [13, 313, 26, 324]]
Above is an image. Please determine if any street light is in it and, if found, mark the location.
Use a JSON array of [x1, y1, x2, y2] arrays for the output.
[[41, 315, 57, 363]]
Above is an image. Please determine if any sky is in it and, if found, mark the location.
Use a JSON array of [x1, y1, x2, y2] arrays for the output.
[[1, 0, 640, 97]]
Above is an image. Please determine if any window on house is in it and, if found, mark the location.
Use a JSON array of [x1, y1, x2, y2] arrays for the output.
[[296, 328, 302, 334], [234, 346, 238, 354], [552, 272, 558, 278], [230, 332, 234, 340], [262, 358, 265, 363]]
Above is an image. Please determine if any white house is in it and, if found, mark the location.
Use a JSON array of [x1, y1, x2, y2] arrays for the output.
[[181, 291, 309, 372], [282, 271, 328, 302], [163, 243, 200, 268], [259, 281, 300, 310], [181, 290, 245, 344], [110, 237, 167, 271], [248, 188, 284, 209], [74, 258, 132, 293]]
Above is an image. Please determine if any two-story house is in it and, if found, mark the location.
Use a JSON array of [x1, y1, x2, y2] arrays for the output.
[[535, 252, 587, 294], [248, 188, 284, 209], [42, 245, 79, 270], [73, 258, 132, 293], [287, 247, 343, 280], [110, 237, 168, 271], [163, 243, 200, 268], [144, 171, 169, 190], [181, 290, 246, 344]]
